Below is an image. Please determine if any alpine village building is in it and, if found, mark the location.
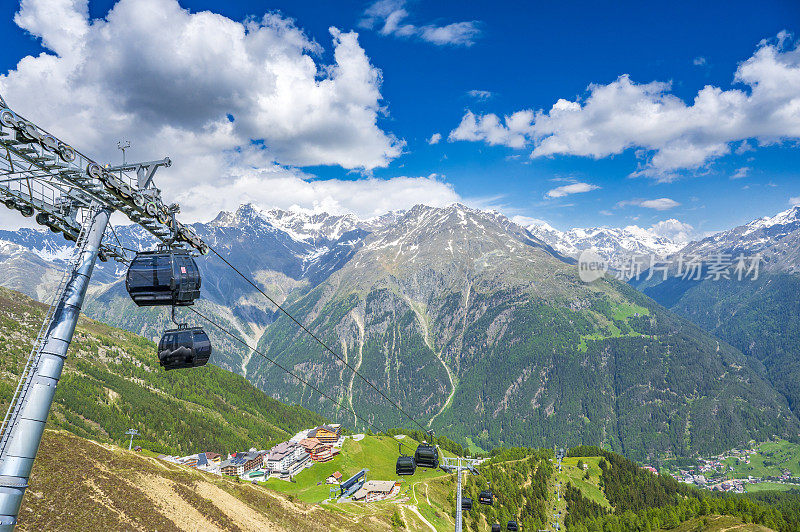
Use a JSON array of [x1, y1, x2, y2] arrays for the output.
[[309, 424, 342, 444], [220, 451, 264, 477]]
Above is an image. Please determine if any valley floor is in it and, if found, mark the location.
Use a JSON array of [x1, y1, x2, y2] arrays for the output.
[[17, 429, 785, 532]]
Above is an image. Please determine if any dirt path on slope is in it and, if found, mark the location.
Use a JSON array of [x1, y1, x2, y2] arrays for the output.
[[194, 482, 284, 532], [139, 475, 224, 532], [403, 504, 437, 532]]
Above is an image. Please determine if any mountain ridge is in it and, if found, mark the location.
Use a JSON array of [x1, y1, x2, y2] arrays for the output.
[[526, 221, 691, 272], [247, 204, 799, 458], [0, 203, 797, 459]]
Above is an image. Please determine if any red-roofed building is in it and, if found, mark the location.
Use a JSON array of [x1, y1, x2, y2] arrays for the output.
[[299, 437, 337, 462]]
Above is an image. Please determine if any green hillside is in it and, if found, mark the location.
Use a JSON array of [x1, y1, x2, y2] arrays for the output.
[[261, 433, 452, 504], [563, 445, 800, 531], [558, 456, 611, 508], [720, 440, 800, 482], [461, 448, 554, 530], [662, 515, 773, 532], [0, 286, 325, 455]]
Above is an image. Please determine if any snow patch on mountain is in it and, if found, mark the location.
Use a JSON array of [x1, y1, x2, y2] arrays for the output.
[[0, 230, 74, 263], [210, 203, 399, 252], [526, 220, 693, 269], [742, 205, 800, 236]]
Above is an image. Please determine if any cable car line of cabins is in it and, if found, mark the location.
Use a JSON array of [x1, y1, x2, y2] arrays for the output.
[[126, 247, 516, 530]]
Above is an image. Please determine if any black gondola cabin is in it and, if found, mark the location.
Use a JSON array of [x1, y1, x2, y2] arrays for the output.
[[507, 521, 519, 531], [491, 524, 501, 532], [126, 250, 201, 307], [396, 455, 416, 476], [158, 327, 211, 370], [461, 497, 472, 511], [479, 489, 494, 506], [414, 443, 439, 469]]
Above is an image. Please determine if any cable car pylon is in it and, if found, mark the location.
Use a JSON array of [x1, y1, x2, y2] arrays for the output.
[[0, 207, 109, 528], [440, 455, 482, 532], [0, 91, 460, 529], [0, 94, 208, 529]]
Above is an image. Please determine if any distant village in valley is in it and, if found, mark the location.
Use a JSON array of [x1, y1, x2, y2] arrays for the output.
[[155, 424, 402, 503], [653, 442, 800, 494]]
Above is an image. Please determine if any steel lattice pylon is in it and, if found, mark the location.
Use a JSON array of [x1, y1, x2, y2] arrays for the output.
[[0, 93, 207, 258], [0, 93, 208, 529]]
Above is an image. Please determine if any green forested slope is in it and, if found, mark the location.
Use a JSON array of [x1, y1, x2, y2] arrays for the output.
[[461, 448, 553, 530], [421, 443, 800, 532], [0, 286, 325, 455], [250, 216, 800, 460], [641, 273, 800, 416], [630, 208, 800, 434], [565, 445, 800, 531]]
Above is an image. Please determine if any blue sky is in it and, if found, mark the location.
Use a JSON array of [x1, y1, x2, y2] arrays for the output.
[[1, 0, 799, 237]]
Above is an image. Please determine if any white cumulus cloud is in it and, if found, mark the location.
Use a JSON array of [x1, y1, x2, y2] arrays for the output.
[[649, 218, 696, 243], [467, 89, 493, 100], [545, 182, 600, 198], [360, 0, 481, 46], [511, 215, 552, 227], [448, 33, 800, 180], [183, 170, 461, 220], [427, 132, 442, 145], [449, 109, 534, 148], [0, 0, 421, 224], [731, 167, 751, 179], [617, 198, 681, 211]]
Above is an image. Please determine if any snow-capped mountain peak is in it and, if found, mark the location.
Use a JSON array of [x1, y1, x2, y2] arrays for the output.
[[0, 229, 75, 263], [743, 205, 800, 235], [212, 203, 365, 245], [526, 222, 688, 269], [682, 205, 800, 274]]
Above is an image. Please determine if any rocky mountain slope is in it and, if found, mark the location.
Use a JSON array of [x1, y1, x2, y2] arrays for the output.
[[248, 204, 799, 458], [0, 204, 797, 459], [671, 206, 800, 274], [527, 222, 687, 272], [0, 204, 387, 373]]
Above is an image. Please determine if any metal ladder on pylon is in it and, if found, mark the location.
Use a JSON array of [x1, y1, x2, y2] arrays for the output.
[[0, 207, 97, 454]]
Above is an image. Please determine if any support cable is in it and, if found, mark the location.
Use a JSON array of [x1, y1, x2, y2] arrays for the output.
[[207, 245, 432, 434], [187, 306, 387, 436]]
